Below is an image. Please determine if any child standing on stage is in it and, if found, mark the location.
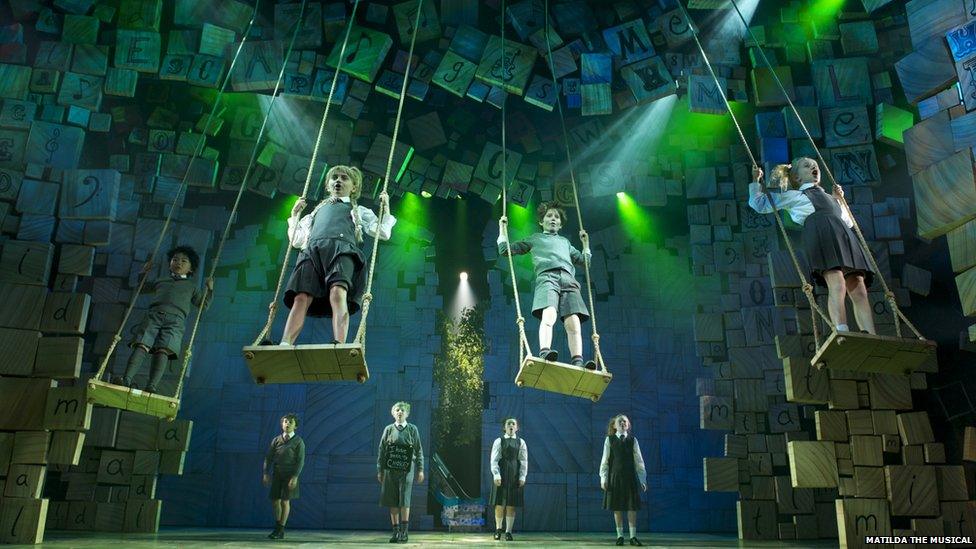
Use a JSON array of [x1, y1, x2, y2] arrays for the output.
[[600, 414, 646, 547], [281, 165, 395, 345], [497, 202, 595, 369], [749, 159, 876, 334], [112, 245, 212, 393], [378, 401, 424, 543], [263, 413, 305, 540], [489, 417, 528, 541]]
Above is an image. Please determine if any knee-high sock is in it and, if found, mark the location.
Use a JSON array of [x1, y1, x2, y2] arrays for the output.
[[147, 352, 168, 387], [123, 347, 149, 379]]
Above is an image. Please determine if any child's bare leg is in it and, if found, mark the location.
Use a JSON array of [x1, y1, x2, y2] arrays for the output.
[[389, 507, 400, 525], [272, 499, 281, 522], [539, 306, 557, 351], [504, 506, 516, 533], [494, 505, 504, 530], [627, 510, 638, 538], [822, 270, 849, 329], [280, 500, 290, 525], [564, 314, 583, 357], [329, 285, 349, 343], [845, 274, 876, 334], [282, 293, 312, 344], [613, 511, 624, 535], [400, 506, 410, 522]]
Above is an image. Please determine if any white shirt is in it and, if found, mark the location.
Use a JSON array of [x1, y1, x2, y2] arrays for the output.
[[747, 182, 854, 228], [287, 195, 396, 249], [490, 434, 528, 483], [599, 433, 647, 486]]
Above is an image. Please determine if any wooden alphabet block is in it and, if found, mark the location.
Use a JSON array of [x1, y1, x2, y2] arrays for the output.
[[823, 106, 871, 147], [603, 19, 654, 64], [788, 441, 838, 488], [44, 385, 91, 430], [964, 426, 976, 461], [97, 450, 134, 485], [87, 407, 120, 448], [751, 66, 795, 107], [65, 501, 97, 530], [62, 14, 99, 44], [703, 457, 739, 491], [812, 57, 871, 107], [118, 0, 162, 31], [0, 497, 48, 544], [897, 412, 935, 445], [475, 35, 537, 95], [885, 465, 939, 516], [157, 419, 192, 451], [828, 144, 880, 186], [867, 373, 912, 410], [851, 436, 883, 467], [904, 110, 953, 176], [59, 169, 121, 220], [737, 500, 777, 540], [115, 30, 161, 73], [660, 8, 693, 47], [159, 450, 185, 475], [25, 121, 85, 168], [828, 379, 859, 410], [104, 67, 139, 97], [0, 99, 36, 130], [523, 74, 558, 111], [40, 292, 91, 335], [836, 498, 891, 548], [325, 27, 392, 83], [0, 240, 53, 286], [94, 501, 125, 532], [912, 150, 976, 239], [11, 431, 48, 464], [854, 467, 886, 498], [431, 49, 476, 97], [621, 55, 675, 105], [3, 464, 45, 498], [895, 38, 956, 104], [0, 64, 31, 101], [115, 411, 159, 451], [700, 396, 733, 430], [34, 41, 73, 71], [48, 430, 85, 465], [936, 465, 968, 501], [688, 74, 727, 115], [872, 410, 899, 435], [0, 327, 40, 375], [123, 499, 161, 532], [392, 0, 441, 44], [847, 410, 875, 436], [187, 54, 225, 88], [784, 356, 828, 404], [815, 410, 849, 441]]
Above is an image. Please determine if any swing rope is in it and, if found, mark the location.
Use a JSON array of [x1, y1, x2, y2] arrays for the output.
[[95, 1, 262, 382], [253, 0, 363, 346], [679, 1, 832, 348], [497, 0, 534, 365], [354, 0, 425, 347], [176, 0, 310, 400], [727, 0, 924, 341], [543, 0, 607, 372]]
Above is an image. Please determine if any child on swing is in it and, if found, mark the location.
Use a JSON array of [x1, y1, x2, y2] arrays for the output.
[[600, 414, 646, 547], [281, 165, 395, 345], [749, 159, 876, 334], [112, 245, 212, 393], [377, 401, 424, 543], [497, 202, 596, 369]]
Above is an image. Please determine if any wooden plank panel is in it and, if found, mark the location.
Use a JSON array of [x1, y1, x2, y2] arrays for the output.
[[0, 377, 48, 430], [244, 343, 369, 384], [787, 441, 838, 488], [515, 356, 612, 402], [811, 331, 937, 375]]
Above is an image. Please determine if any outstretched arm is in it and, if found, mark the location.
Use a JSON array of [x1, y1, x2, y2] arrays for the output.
[[358, 199, 397, 241]]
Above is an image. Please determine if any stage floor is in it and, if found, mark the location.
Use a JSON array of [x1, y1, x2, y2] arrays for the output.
[[38, 529, 837, 547]]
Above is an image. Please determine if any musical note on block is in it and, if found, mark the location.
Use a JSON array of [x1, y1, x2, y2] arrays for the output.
[[475, 35, 537, 95], [60, 169, 121, 220], [114, 29, 161, 73], [56, 71, 103, 111], [393, 0, 441, 44], [26, 121, 85, 169], [621, 56, 676, 104], [325, 26, 393, 83], [432, 49, 477, 97]]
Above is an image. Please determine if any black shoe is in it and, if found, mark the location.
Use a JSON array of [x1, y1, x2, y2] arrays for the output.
[[584, 360, 597, 370], [629, 537, 642, 546], [398, 531, 408, 543], [540, 348, 558, 361], [390, 526, 400, 543], [268, 525, 283, 539], [277, 528, 285, 540], [259, 338, 275, 346], [144, 384, 158, 394], [616, 537, 625, 546], [111, 376, 131, 387], [505, 532, 513, 541], [494, 530, 502, 540]]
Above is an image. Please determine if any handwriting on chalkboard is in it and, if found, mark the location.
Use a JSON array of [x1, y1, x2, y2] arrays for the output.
[[383, 443, 413, 472]]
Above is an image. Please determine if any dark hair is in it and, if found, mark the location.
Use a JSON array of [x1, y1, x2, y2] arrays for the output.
[[281, 413, 299, 428], [501, 417, 518, 433], [535, 202, 567, 224], [167, 245, 200, 273]]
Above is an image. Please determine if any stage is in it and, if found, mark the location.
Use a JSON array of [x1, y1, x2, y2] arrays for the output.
[[37, 529, 837, 547]]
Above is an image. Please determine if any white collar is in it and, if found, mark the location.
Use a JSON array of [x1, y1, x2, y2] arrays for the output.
[[394, 421, 407, 427], [170, 273, 189, 280], [798, 183, 819, 191], [282, 432, 294, 440], [329, 195, 352, 203], [503, 433, 518, 439], [617, 433, 627, 439]]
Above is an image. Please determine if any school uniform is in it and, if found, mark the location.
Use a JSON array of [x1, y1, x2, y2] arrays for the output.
[[378, 422, 424, 507], [748, 182, 874, 287], [285, 196, 395, 318], [265, 432, 305, 500], [489, 435, 528, 507], [600, 433, 646, 511], [497, 231, 589, 321], [129, 274, 211, 358]]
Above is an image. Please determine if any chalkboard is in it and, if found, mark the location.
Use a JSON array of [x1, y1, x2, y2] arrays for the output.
[[382, 442, 413, 472]]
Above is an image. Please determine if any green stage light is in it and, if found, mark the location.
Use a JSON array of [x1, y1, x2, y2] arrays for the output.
[[616, 191, 654, 242], [420, 190, 432, 198], [616, 191, 626, 198]]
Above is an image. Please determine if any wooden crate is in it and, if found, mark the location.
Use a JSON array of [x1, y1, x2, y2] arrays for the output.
[[811, 331, 937, 375], [243, 343, 369, 384], [514, 356, 612, 402]]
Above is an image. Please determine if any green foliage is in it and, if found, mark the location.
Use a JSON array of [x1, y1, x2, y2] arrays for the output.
[[432, 306, 486, 447]]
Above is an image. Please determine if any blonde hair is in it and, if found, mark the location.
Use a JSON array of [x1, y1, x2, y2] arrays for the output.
[[391, 401, 411, 417], [309, 165, 367, 243], [770, 157, 816, 191]]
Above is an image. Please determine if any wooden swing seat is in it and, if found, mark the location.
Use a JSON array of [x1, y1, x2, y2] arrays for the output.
[[811, 331, 937, 375], [87, 379, 180, 420], [515, 355, 612, 402], [242, 342, 369, 384]]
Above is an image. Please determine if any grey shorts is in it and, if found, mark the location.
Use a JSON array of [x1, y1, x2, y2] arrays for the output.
[[531, 269, 589, 322], [130, 309, 184, 358]]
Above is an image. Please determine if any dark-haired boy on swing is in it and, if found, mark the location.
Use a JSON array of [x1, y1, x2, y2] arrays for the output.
[[112, 245, 213, 393]]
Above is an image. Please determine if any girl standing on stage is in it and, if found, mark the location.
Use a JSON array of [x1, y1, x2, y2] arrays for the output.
[[378, 401, 424, 543], [600, 414, 646, 546], [749, 160, 876, 334], [489, 417, 528, 541]]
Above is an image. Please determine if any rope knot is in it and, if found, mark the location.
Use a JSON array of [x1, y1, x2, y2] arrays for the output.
[[362, 293, 373, 304], [801, 283, 814, 296], [884, 290, 896, 301], [516, 316, 525, 325], [591, 333, 600, 343]]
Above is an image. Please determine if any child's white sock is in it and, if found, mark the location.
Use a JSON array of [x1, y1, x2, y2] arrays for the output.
[[836, 324, 849, 332], [616, 526, 623, 537], [278, 341, 292, 346], [629, 526, 637, 538]]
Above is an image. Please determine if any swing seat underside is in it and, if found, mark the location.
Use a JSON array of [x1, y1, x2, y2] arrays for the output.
[[87, 379, 180, 420], [243, 343, 369, 384], [515, 356, 612, 402], [811, 331, 937, 375]]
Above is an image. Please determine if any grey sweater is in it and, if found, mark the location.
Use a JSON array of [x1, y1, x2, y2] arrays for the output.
[[499, 232, 585, 278], [145, 276, 211, 319]]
